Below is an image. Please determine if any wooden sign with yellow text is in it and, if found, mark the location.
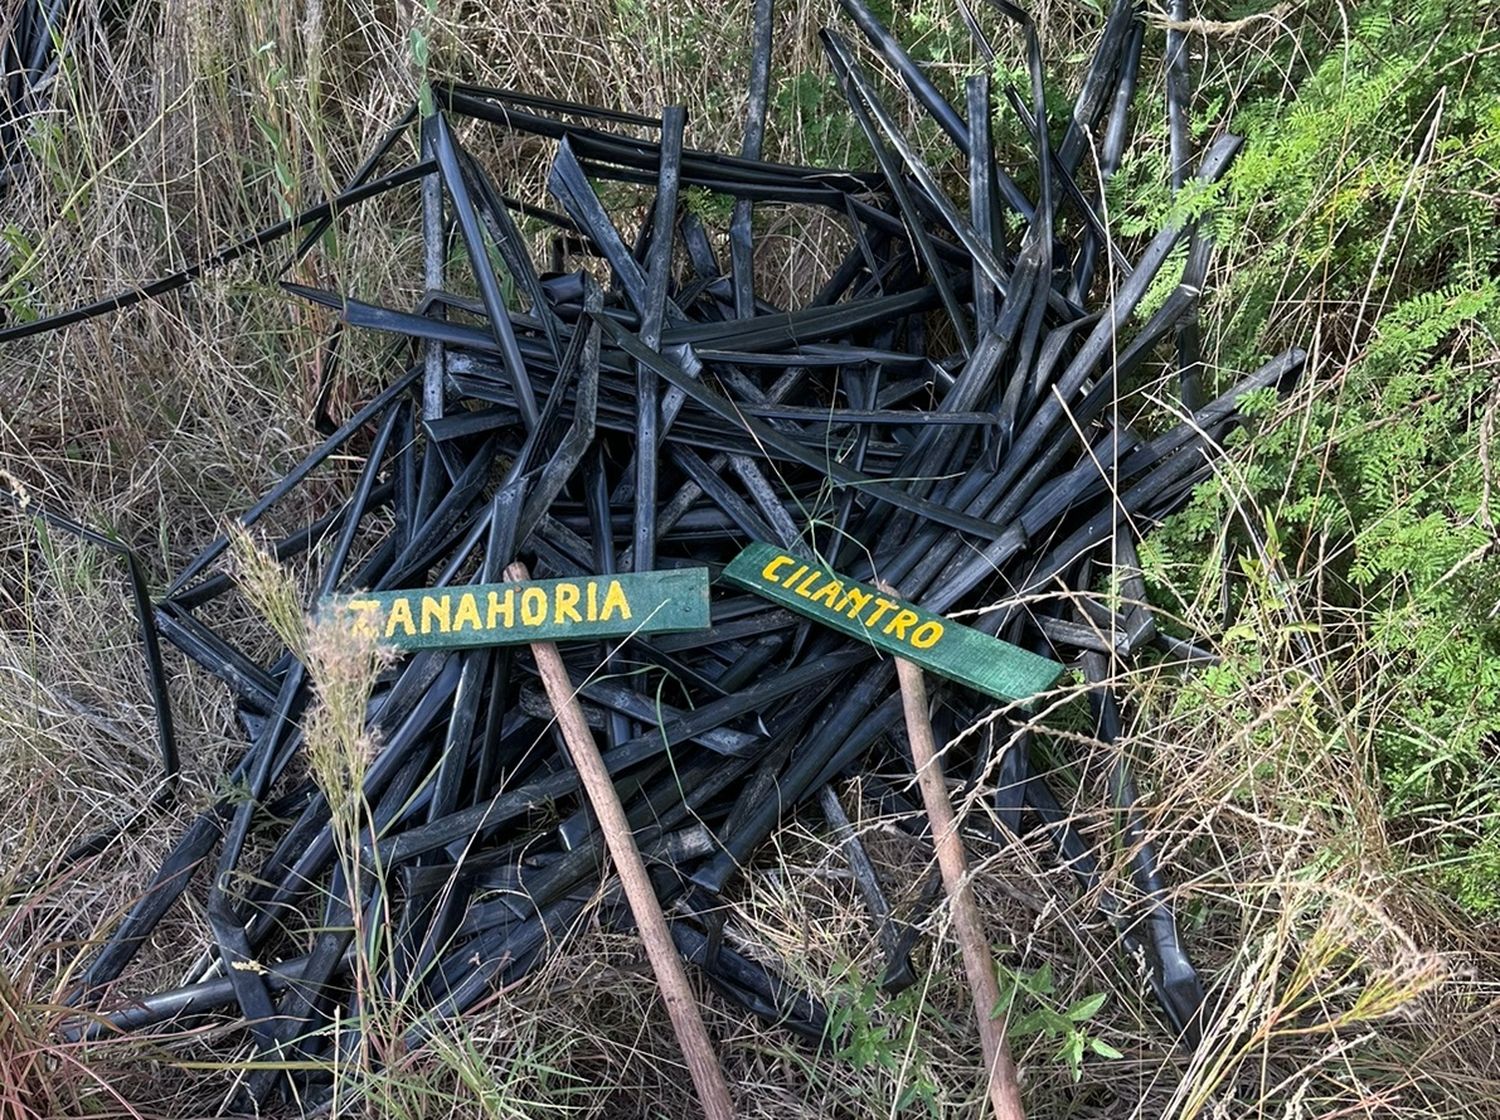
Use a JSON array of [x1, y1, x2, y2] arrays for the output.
[[329, 568, 711, 650], [721, 542, 1061, 702]]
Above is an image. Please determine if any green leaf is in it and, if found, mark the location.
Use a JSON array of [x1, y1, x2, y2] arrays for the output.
[[1009, 1010, 1050, 1037], [1061, 1031, 1086, 1080], [1041, 1008, 1073, 1036], [1090, 1038, 1124, 1059], [991, 968, 1017, 1019], [1066, 992, 1108, 1022], [1031, 964, 1054, 996]]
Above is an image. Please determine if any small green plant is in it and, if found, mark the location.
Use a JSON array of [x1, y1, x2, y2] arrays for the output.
[[412, 0, 438, 116], [825, 964, 942, 1116], [993, 963, 1122, 1082], [681, 185, 734, 227], [771, 68, 871, 169]]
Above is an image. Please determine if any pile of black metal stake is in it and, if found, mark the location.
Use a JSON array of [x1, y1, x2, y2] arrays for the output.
[[2, 0, 1306, 1110]]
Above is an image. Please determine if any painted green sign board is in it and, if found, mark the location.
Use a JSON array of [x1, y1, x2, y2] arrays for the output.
[[721, 542, 1062, 702], [328, 568, 711, 651]]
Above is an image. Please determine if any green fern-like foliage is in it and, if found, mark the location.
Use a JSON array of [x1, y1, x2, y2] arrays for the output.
[[1147, 0, 1500, 908]]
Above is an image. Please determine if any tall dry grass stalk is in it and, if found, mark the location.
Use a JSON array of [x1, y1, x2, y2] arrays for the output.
[[230, 528, 406, 1102], [229, 527, 392, 835]]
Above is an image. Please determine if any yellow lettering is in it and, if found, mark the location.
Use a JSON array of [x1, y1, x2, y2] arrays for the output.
[[386, 597, 415, 637], [865, 597, 896, 628], [346, 599, 382, 639], [809, 578, 843, 607], [781, 563, 809, 589], [521, 587, 547, 626], [883, 608, 919, 640], [421, 595, 451, 634], [600, 579, 632, 621], [910, 620, 944, 649], [452, 593, 482, 631], [761, 554, 795, 583], [794, 571, 824, 597], [487, 589, 514, 628], [586, 581, 599, 621], [840, 587, 872, 619], [554, 582, 583, 624]]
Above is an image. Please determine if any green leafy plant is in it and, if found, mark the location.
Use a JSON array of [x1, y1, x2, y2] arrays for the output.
[[1142, 0, 1500, 911], [993, 963, 1121, 1082], [826, 964, 942, 1116]]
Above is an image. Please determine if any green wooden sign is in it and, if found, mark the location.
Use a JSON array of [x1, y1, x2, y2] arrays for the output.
[[327, 568, 711, 651], [721, 542, 1062, 702]]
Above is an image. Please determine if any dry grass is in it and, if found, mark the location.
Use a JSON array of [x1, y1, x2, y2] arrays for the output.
[[0, 0, 1497, 1117]]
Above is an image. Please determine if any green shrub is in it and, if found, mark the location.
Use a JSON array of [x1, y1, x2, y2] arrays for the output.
[[1146, 0, 1500, 908]]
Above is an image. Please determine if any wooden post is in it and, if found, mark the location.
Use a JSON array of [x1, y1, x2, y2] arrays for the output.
[[509, 562, 735, 1120], [890, 640, 1027, 1120]]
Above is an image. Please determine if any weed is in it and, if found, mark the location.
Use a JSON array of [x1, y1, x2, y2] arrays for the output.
[[993, 962, 1122, 1083], [826, 961, 944, 1116]]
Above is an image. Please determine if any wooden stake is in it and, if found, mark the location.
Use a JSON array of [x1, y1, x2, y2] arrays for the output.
[[509, 563, 735, 1120], [891, 642, 1027, 1120]]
